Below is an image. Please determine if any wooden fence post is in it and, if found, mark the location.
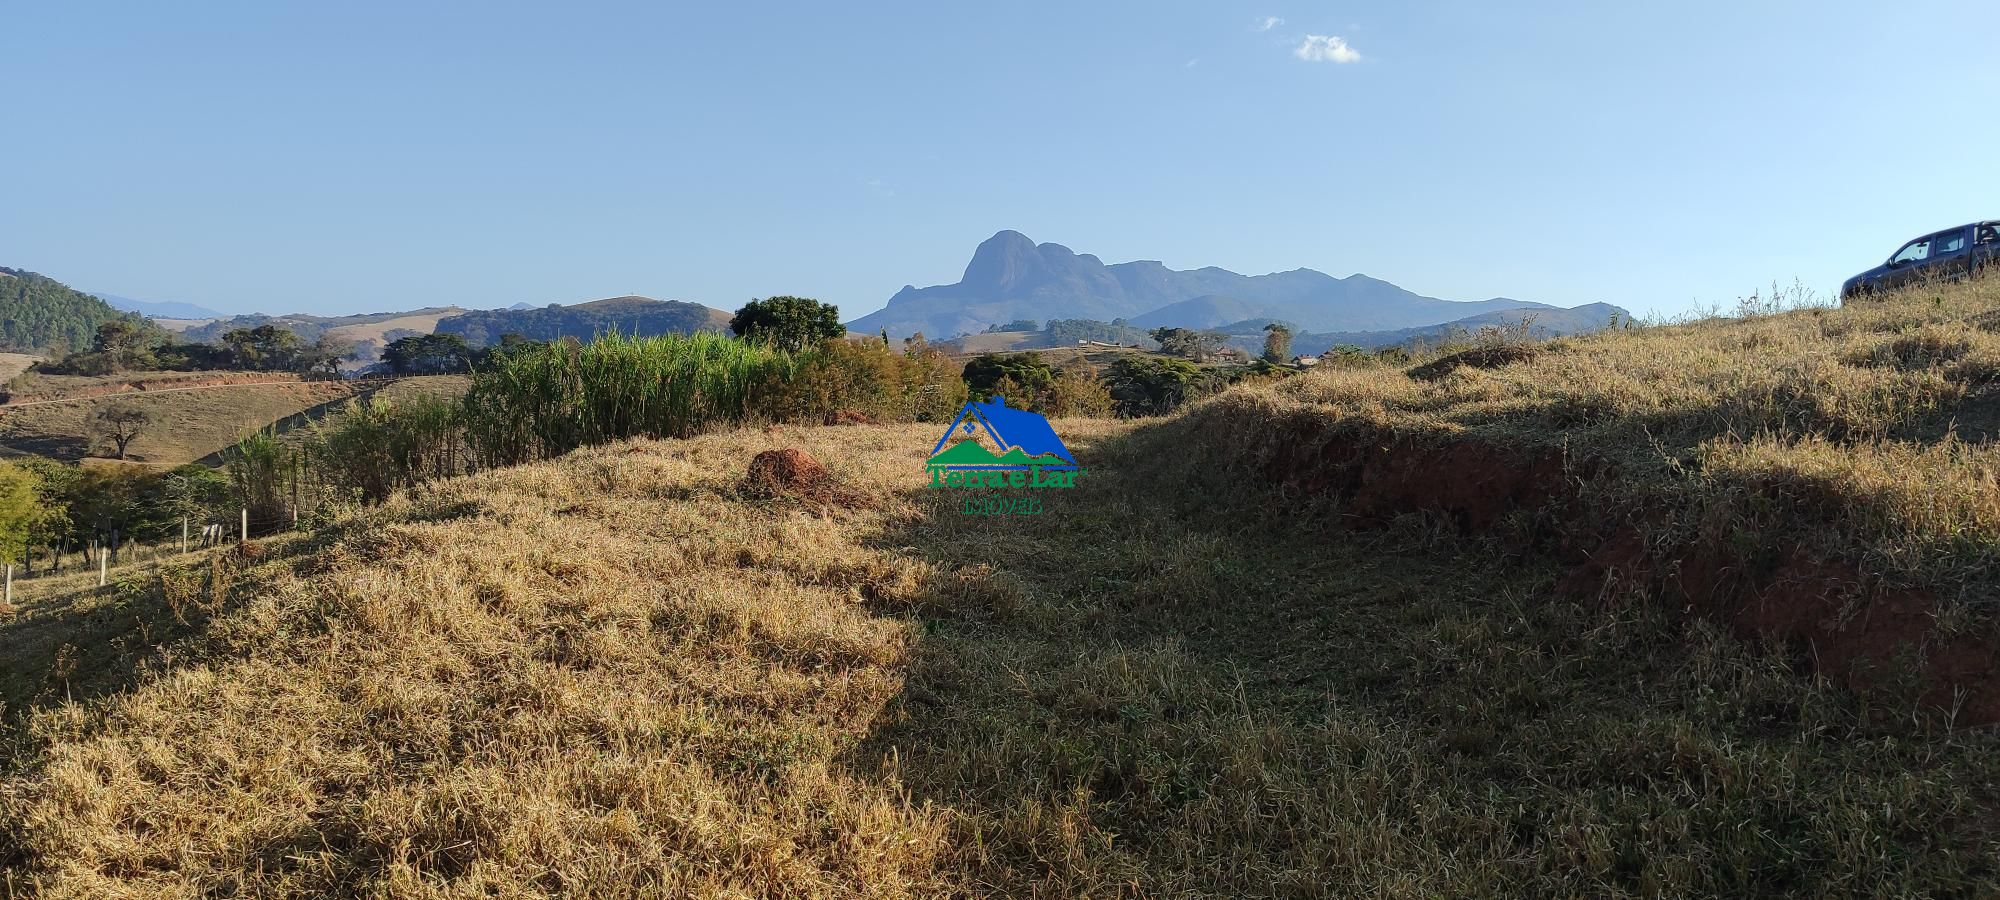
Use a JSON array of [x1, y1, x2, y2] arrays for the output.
[[5, 564, 12, 606], [182, 516, 189, 554], [98, 551, 107, 587]]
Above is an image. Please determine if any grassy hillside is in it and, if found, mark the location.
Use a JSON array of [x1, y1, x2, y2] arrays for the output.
[[0, 267, 155, 354], [321, 309, 470, 370], [0, 376, 360, 465], [1288, 301, 1627, 355], [1182, 276, 2000, 719], [1, 407, 1996, 894], [0, 352, 42, 384]]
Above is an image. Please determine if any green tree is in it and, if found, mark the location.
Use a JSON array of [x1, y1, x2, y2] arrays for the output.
[[1148, 327, 1227, 361], [0, 267, 155, 354], [161, 464, 232, 525], [729, 296, 844, 353], [88, 401, 154, 459], [222, 324, 303, 370], [293, 335, 347, 379], [0, 461, 45, 563], [1104, 355, 1221, 417], [382, 333, 473, 374], [1262, 323, 1293, 364], [90, 319, 150, 355], [960, 352, 1056, 403]]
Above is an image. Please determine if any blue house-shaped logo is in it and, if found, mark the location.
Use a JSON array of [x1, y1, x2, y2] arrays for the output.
[[927, 397, 1078, 471]]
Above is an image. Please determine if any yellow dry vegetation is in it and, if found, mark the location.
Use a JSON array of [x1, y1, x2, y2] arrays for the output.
[[2, 407, 1997, 896], [0, 380, 360, 466]]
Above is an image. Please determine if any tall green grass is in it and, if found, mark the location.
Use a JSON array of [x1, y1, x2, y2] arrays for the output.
[[462, 332, 799, 466], [225, 429, 296, 533], [308, 395, 468, 502]]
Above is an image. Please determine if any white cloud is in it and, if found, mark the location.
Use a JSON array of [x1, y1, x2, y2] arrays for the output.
[[1255, 16, 1284, 32], [1293, 34, 1361, 63]]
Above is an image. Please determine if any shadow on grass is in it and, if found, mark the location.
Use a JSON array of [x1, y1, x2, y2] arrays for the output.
[[847, 415, 2000, 897], [0, 430, 90, 462], [0, 500, 442, 750], [0, 558, 233, 740]]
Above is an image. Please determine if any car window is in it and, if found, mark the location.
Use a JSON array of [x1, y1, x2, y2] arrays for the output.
[[1891, 237, 1931, 264], [1933, 228, 1969, 255], [1978, 224, 2000, 244]]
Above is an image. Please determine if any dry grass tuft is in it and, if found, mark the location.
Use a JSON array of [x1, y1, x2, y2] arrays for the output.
[[1406, 344, 1539, 381]]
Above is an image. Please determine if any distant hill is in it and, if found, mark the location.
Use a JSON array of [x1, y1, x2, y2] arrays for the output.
[[90, 292, 228, 320], [846, 230, 1616, 339], [178, 307, 468, 370], [1288, 303, 1628, 356], [1128, 295, 1278, 331], [0, 267, 155, 354], [434, 296, 732, 347]]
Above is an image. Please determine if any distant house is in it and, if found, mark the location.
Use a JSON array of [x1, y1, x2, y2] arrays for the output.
[[929, 397, 1076, 467], [1292, 355, 1321, 368]]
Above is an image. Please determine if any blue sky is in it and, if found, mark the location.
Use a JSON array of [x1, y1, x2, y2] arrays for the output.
[[3, 1, 1993, 320]]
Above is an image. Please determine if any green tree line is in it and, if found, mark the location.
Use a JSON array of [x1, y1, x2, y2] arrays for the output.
[[0, 268, 157, 355]]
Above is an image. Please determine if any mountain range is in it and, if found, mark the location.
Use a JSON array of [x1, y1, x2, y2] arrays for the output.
[[21, 231, 1624, 361], [90, 292, 230, 320], [847, 230, 1621, 340]]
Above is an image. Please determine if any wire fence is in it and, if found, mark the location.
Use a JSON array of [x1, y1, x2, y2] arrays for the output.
[[2, 509, 302, 604]]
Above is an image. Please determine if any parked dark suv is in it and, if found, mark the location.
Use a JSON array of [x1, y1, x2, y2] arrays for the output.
[[1842, 221, 2000, 301]]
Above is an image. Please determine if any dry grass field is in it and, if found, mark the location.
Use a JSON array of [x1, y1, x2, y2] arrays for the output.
[[0, 354, 41, 386], [1185, 275, 2000, 611], [320, 309, 465, 350], [1, 401, 1996, 895], [943, 330, 1038, 354], [0, 378, 360, 465]]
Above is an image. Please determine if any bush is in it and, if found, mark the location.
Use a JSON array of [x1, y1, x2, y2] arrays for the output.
[[776, 337, 968, 424], [308, 395, 469, 502], [962, 352, 1056, 402], [729, 296, 844, 353], [1104, 355, 1222, 417]]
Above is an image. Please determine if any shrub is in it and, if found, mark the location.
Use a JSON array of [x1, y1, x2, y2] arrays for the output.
[[962, 352, 1056, 403], [1104, 355, 1221, 417], [308, 395, 469, 502], [729, 296, 844, 353]]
